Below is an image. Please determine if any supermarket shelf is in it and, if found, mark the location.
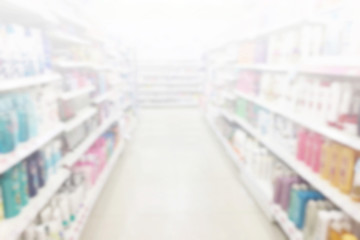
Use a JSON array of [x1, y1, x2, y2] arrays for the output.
[[272, 205, 303, 240], [65, 139, 125, 240], [62, 113, 120, 166], [49, 31, 91, 46], [234, 90, 360, 151], [139, 89, 201, 94], [139, 81, 202, 86], [0, 169, 70, 240], [63, 108, 97, 132], [60, 86, 95, 100], [0, 124, 64, 175], [122, 102, 133, 111], [220, 109, 360, 223], [54, 61, 95, 70], [0, 73, 61, 92], [141, 102, 198, 108], [240, 167, 274, 221], [237, 63, 296, 72], [206, 114, 241, 168], [206, 112, 274, 220], [0, 0, 58, 26], [92, 91, 113, 104]]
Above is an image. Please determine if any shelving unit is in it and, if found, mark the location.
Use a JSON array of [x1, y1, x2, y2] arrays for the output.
[[138, 63, 203, 108], [206, 112, 274, 221], [62, 113, 122, 167], [65, 139, 126, 240], [234, 90, 360, 151], [204, 2, 360, 238], [218, 108, 360, 223], [0, 2, 137, 239], [59, 86, 95, 100]]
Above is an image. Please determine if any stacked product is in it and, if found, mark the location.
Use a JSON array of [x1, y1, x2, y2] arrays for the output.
[[18, 125, 119, 240], [238, 16, 360, 65], [0, 24, 50, 79], [0, 139, 62, 220], [274, 167, 360, 240], [0, 87, 60, 155]]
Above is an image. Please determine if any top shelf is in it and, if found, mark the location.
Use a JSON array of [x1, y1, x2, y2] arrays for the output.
[[0, 73, 61, 92], [0, 0, 59, 26]]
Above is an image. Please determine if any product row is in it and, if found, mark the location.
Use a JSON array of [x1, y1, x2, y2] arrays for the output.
[[233, 70, 360, 136], [215, 117, 360, 240], [0, 124, 119, 227], [17, 125, 119, 240], [238, 15, 360, 65], [222, 96, 360, 199], [0, 86, 60, 154], [0, 139, 62, 220], [0, 24, 50, 79]]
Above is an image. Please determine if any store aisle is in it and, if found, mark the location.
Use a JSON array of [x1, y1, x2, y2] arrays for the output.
[[80, 109, 286, 240]]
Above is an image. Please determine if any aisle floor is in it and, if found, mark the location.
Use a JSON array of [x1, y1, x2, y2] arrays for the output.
[[80, 109, 286, 240]]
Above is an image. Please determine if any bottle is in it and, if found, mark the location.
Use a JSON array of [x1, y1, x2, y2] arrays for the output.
[[296, 128, 308, 162], [329, 143, 341, 187], [18, 161, 29, 207], [0, 185, 4, 221], [313, 211, 339, 240], [320, 141, 332, 180], [342, 234, 359, 240], [303, 200, 318, 239], [351, 158, 360, 201], [329, 220, 345, 240], [26, 154, 39, 198], [279, 175, 301, 211], [310, 134, 324, 173], [0, 166, 22, 218], [338, 146, 356, 194], [0, 96, 17, 153]]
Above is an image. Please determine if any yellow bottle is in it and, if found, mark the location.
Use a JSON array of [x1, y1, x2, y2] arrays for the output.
[[342, 233, 358, 240], [320, 141, 332, 180], [328, 220, 343, 240], [338, 147, 356, 194], [329, 144, 341, 187]]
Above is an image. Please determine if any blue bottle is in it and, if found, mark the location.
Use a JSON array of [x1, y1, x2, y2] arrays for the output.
[[34, 152, 45, 188], [17, 162, 29, 207], [25, 154, 39, 198], [13, 95, 30, 143], [0, 97, 17, 153], [0, 166, 22, 218]]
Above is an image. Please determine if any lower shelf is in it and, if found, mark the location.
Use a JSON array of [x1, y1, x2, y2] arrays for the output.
[[0, 169, 71, 240], [65, 139, 126, 240], [206, 112, 273, 221], [272, 205, 303, 240]]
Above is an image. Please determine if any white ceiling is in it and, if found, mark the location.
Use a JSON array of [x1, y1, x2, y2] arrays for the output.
[[85, 0, 260, 62]]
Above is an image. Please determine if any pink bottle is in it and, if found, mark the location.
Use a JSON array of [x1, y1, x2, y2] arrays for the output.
[[304, 133, 315, 167], [297, 128, 308, 162], [310, 134, 324, 173]]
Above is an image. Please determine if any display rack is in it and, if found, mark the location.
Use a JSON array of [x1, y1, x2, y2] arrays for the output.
[[138, 64, 203, 108], [0, 1, 137, 239], [63, 108, 97, 132], [219, 108, 360, 223], [65, 139, 126, 240], [206, 112, 274, 221], [59, 86, 95, 101], [204, 2, 360, 237]]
